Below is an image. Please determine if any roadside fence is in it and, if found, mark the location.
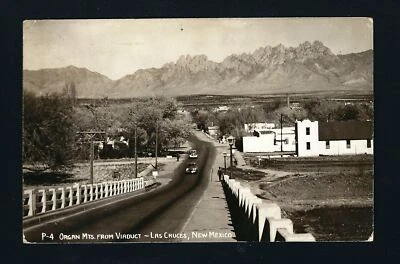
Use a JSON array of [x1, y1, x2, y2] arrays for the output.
[[23, 177, 145, 218]]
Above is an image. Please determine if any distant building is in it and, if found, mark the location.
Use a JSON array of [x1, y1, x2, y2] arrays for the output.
[[208, 126, 220, 136], [295, 119, 373, 157], [214, 106, 229, 112], [244, 122, 275, 133], [290, 102, 301, 109]]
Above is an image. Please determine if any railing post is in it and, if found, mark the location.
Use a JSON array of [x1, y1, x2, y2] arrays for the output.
[[93, 184, 98, 200], [88, 185, 94, 201], [104, 182, 109, 197], [110, 182, 115, 196], [66, 186, 73, 207], [81, 185, 87, 203], [58, 187, 65, 208], [49, 188, 56, 211], [99, 183, 104, 199], [75, 184, 80, 205], [23, 189, 35, 217], [31, 189, 37, 216]]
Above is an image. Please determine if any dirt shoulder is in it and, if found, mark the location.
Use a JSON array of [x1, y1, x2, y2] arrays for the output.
[[228, 155, 373, 213]]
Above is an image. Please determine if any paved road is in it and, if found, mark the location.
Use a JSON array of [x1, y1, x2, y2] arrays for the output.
[[23, 135, 215, 243]]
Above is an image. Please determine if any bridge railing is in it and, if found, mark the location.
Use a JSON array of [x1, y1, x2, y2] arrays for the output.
[[23, 177, 145, 219], [222, 174, 316, 242]]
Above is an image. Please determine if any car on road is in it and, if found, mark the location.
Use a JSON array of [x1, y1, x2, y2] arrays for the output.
[[189, 150, 198, 159], [185, 162, 198, 174]]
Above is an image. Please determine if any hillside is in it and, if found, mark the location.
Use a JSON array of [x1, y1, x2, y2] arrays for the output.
[[23, 41, 373, 98], [23, 66, 114, 98]]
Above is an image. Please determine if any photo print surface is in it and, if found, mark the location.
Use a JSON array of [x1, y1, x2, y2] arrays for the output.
[[22, 18, 373, 243]]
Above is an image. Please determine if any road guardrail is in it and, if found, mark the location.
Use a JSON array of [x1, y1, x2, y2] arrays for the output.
[[23, 177, 145, 218]]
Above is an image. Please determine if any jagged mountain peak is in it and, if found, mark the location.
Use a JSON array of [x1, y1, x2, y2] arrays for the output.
[[24, 41, 373, 98]]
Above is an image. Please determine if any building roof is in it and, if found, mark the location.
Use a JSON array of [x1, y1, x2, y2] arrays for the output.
[[318, 121, 373, 141], [259, 130, 275, 135]]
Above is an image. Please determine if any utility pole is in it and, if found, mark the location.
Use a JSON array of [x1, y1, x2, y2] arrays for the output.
[[227, 136, 234, 178], [131, 105, 139, 178], [155, 121, 158, 169], [90, 137, 94, 184], [281, 114, 283, 153], [77, 131, 106, 185], [280, 114, 284, 157], [223, 152, 227, 173], [134, 125, 138, 178]]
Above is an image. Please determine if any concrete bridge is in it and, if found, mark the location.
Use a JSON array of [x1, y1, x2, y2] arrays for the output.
[[23, 132, 318, 243]]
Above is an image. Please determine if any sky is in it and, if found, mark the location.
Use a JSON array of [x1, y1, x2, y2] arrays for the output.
[[23, 18, 373, 80]]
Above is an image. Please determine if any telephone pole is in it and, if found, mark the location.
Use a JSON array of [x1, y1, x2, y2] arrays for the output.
[[155, 121, 158, 169], [280, 114, 284, 157], [90, 138, 94, 183], [280, 114, 283, 153], [134, 125, 138, 178], [77, 131, 106, 184]]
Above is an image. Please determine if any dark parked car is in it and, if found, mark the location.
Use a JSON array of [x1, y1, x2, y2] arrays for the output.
[[185, 162, 198, 174]]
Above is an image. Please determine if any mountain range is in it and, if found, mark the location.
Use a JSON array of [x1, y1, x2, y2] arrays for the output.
[[23, 41, 373, 98]]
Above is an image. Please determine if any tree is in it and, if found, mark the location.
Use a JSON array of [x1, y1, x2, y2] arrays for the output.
[[160, 119, 191, 148], [191, 109, 213, 132], [23, 92, 76, 171], [334, 104, 360, 121], [62, 81, 77, 105], [126, 97, 191, 155], [304, 99, 342, 122]]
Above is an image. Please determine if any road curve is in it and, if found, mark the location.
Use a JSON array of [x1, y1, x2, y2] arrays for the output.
[[23, 134, 216, 243]]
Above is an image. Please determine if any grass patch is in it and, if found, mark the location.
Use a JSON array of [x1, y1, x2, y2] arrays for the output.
[[226, 167, 266, 181], [23, 171, 85, 186]]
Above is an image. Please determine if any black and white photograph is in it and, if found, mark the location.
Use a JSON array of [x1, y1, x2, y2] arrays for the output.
[[22, 18, 374, 243]]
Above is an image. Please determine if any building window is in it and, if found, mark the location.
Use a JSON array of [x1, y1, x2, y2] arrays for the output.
[[367, 139, 371, 148], [306, 142, 311, 150], [306, 127, 310, 135], [326, 141, 330, 149], [346, 140, 351, 149]]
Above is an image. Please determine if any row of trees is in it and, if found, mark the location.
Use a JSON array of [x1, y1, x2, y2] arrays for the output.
[[23, 92, 191, 172], [303, 99, 373, 122]]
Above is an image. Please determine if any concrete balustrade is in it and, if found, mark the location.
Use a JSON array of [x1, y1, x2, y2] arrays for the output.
[[23, 177, 145, 219], [275, 228, 316, 242], [222, 175, 316, 242]]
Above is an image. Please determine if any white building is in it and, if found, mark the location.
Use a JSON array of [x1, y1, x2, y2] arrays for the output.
[[243, 126, 296, 153], [207, 126, 220, 136], [244, 122, 275, 133], [295, 119, 373, 157], [214, 106, 229, 112]]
